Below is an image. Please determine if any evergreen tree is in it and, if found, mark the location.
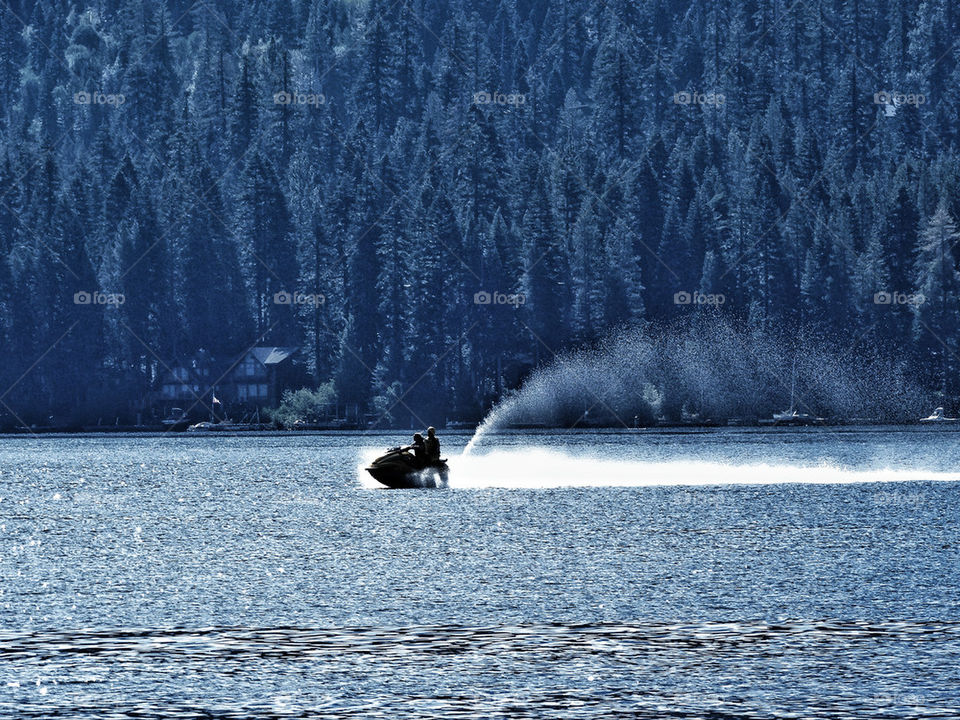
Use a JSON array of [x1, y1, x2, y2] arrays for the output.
[[237, 153, 297, 343], [912, 202, 960, 395], [589, 12, 642, 159], [180, 164, 252, 358], [521, 168, 570, 357]]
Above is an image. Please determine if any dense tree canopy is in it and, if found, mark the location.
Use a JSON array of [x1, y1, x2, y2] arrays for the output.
[[0, 0, 959, 427]]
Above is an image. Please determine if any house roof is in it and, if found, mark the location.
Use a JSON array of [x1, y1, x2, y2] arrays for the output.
[[248, 347, 299, 366]]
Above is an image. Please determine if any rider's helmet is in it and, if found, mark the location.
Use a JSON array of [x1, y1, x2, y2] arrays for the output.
[[413, 433, 423, 442], [427, 426, 436, 436]]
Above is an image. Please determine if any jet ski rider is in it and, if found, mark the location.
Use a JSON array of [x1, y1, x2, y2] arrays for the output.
[[405, 433, 427, 468], [424, 426, 440, 464]]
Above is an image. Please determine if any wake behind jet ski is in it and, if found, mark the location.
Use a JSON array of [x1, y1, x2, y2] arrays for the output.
[[366, 428, 448, 488]]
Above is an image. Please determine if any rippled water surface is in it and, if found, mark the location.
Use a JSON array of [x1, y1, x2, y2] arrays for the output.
[[2, 428, 959, 718]]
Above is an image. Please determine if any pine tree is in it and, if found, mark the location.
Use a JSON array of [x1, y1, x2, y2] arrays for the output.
[[48, 191, 104, 421], [334, 158, 383, 409], [181, 164, 252, 358], [912, 202, 960, 395], [229, 54, 258, 162], [521, 168, 570, 357], [353, 0, 401, 133], [588, 12, 642, 160], [237, 153, 297, 343]]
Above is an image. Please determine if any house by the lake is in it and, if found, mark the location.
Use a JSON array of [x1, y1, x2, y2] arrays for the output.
[[231, 347, 300, 407], [154, 346, 303, 421]]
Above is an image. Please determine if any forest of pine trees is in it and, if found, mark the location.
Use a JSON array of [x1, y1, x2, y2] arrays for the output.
[[1, 0, 960, 427]]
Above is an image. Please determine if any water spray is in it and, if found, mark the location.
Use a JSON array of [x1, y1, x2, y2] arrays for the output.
[[462, 318, 926, 453]]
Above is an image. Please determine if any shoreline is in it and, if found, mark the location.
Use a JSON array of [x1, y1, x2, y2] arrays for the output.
[[0, 423, 957, 439]]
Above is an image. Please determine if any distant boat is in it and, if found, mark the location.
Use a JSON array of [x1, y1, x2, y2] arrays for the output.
[[766, 359, 824, 426], [769, 408, 822, 426], [919, 407, 957, 423], [161, 408, 190, 431], [187, 421, 273, 432]]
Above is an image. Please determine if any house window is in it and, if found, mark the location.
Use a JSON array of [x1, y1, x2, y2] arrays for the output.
[[162, 385, 176, 398], [238, 383, 270, 400], [237, 384, 258, 400], [241, 357, 258, 376]]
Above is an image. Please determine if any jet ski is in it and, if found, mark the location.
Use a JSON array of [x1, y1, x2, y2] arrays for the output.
[[365, 446, 449, 489]]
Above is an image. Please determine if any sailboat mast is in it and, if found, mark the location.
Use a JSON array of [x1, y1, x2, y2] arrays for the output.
[[789, 358, 797, 412]]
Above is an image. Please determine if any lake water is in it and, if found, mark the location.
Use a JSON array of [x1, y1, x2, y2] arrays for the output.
[[2, 427, 959, 718]]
